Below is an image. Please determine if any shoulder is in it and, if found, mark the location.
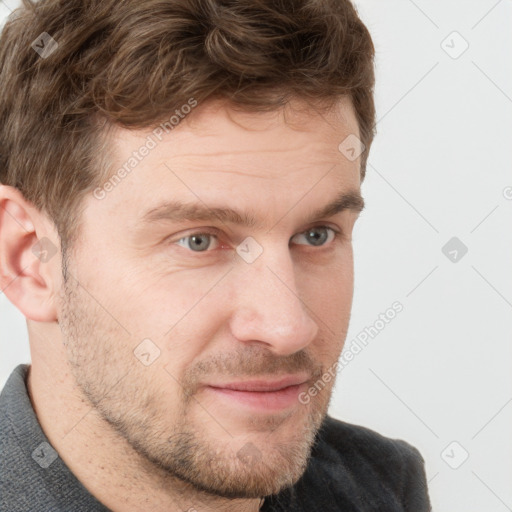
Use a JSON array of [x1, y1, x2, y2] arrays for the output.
[[1, 364, 110, 512], [308, 415, 431, 511], [317, 414, 426, 471], [265, 415, 431, 512]]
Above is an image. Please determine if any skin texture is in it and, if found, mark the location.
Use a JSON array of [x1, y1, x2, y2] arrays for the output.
[[0, 97, 363, 512]]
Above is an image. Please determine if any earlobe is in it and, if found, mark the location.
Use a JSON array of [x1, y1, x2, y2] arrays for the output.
[[0, 185, 59, 323]]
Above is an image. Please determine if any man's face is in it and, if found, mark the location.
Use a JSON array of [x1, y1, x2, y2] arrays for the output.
[[58, 98, 362, 499]]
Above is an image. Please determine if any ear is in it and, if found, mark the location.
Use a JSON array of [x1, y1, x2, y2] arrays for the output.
[[0, 184, 60, 322]]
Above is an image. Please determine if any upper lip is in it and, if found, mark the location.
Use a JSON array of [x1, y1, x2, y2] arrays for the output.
[[206, 374, 311, 392]]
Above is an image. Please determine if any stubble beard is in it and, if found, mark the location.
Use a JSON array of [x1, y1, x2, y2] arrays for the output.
[[58, 252, 333, 499]]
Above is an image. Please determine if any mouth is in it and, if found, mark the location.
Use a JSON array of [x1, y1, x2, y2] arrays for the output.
[[203, 374, 311, 412]]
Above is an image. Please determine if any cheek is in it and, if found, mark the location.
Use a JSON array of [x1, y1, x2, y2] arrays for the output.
[[152, 277, 233, 368], [96, 261, 229, 342], [298, 248, 354, 333]]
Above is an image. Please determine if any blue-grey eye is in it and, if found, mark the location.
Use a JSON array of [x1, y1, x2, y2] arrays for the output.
[[291, 227, 336, 246], [175, 233, 218, 252]]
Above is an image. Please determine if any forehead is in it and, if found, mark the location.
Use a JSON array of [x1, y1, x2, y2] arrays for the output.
[[90, 97, 362, 227], [108, 96, 359, 169], [176, 96, 359, 139]]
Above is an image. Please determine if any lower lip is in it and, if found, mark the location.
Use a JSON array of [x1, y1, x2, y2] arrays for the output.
[[205, 384, 306, 412]]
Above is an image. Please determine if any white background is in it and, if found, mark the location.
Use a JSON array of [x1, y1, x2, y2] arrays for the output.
[[1, 1, 511, 511]]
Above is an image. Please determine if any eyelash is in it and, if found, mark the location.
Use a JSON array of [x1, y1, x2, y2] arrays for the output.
[[172, 225, 342, 253]]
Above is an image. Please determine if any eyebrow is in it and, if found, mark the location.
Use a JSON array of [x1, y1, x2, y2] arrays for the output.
[[140, 190, 365, 229]]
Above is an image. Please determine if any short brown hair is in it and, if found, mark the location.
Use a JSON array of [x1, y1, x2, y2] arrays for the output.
[[0, 0, 375, 253]]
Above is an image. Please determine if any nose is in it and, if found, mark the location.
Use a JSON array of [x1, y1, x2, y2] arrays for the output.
[[228, 248, 319, 356]]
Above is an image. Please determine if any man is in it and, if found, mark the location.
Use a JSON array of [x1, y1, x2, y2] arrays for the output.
[[0, 0, 431, 510]]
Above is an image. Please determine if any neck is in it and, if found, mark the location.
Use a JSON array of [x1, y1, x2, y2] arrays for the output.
[[26, 359, 264, 512]]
